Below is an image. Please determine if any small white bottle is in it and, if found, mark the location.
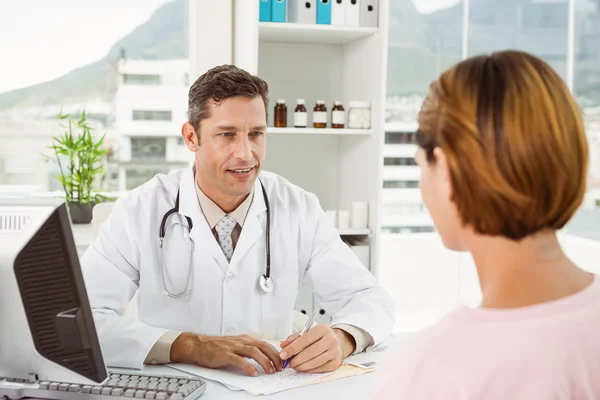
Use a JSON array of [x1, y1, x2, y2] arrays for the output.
[[294, 99, 308, 128]]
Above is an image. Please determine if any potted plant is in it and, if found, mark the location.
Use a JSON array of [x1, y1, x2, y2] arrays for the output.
[[43, 110, 110, 224]]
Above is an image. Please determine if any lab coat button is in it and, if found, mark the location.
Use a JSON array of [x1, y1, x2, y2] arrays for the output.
[[226, 328, 235, 335], [226, 272, 235, 281]]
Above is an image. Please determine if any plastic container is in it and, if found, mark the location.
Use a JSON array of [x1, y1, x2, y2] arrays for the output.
[[347, 101, 371, 129]]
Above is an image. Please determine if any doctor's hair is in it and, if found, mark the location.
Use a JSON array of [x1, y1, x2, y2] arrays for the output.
[[188, 64, 270, 133], [416, 50, 588, 240]]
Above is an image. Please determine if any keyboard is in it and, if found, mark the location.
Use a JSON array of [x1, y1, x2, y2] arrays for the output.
[[0, 372, 206, 400]]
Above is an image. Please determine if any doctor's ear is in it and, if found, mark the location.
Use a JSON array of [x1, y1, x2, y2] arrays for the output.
[[182, 122, 200, 151]]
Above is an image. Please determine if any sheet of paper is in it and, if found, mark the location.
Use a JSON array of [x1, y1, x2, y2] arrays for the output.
[[343, 350, 385, 369], [298, 364, 372, 388], [246, 368, 335, 395], [169, 361, 333, 395]]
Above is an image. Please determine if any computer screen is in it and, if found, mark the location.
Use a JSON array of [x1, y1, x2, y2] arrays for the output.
[[0, 199, 107, 385]]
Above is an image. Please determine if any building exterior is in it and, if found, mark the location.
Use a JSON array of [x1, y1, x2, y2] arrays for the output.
[[382, 121, 434, 234], [111, 58, 192, 191]]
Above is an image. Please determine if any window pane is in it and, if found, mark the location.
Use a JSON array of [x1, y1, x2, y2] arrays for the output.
[[383, 180, 421, 189], [0, 0, 188, 194], [384, 157, 418, 166], [132, 110, 173, 121], [571, 0, 600, 242], [123, 74, 161, 85], [468, 0, 569, 80]]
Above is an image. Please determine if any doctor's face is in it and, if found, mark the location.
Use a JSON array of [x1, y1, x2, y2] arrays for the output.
[[187, 96, 267, 205]]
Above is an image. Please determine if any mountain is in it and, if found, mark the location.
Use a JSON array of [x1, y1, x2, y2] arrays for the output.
[[0, 0, 187, 111]]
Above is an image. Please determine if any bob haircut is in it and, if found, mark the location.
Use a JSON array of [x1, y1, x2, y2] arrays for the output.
[[416, 50, 588, 240]]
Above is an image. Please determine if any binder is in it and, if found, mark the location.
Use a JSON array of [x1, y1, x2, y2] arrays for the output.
[[289, 0, 316, 24], [272, 0, 287, 22], [316, 0, 332, 25], [331, 0, 346, 25], [359, 0, 378, 27], [346, 0, 360, 26], [259, 0, 271, 22]]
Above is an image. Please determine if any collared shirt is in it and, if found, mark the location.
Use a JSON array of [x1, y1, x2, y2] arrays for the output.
[[144, 179, 372, 365], [194, 180, 254, 249]]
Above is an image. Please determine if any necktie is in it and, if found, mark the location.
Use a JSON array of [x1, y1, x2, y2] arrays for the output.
[[215, 215, 236, 262]]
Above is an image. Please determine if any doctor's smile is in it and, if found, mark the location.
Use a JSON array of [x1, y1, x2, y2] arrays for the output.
[[81, 64, 394, 378]]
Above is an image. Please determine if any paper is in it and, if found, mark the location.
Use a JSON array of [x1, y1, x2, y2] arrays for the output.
[[343, 350, 385, 369], [299, 364, 372, 388], [169, 362, 333, 395], [246, 368, 335, 395]]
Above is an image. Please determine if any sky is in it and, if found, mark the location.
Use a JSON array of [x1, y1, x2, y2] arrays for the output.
[[413, 0, 463, 13], [0, 0, 172, 94]]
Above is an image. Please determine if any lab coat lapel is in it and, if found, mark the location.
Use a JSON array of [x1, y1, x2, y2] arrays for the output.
[[229, 179, 267, 267], [177, 167, 229, 269]]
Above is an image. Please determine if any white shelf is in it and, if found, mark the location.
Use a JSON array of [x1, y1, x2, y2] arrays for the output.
[[268, 127, 373, 135], [338, 229, 371, 236], [259, 22, 377, 44]]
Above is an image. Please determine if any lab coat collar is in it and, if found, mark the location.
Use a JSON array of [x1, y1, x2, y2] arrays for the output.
[[178, 167, 267, 221], [177, 166, 268, 268]]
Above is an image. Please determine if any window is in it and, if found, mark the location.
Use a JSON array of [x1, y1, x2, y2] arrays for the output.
[[130, 138, 167, 160], [383, 180, 420, 189], [384, 157, 417, 166], [385, 132, 416, 144], [123, 74, 161, 85], [132, 110, 172, 121], [0, 0, 188, 194]]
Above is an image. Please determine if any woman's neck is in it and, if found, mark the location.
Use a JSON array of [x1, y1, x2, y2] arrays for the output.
[[467, 230, 593, 308]]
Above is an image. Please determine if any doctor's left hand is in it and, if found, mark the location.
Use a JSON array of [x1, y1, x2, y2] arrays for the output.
[[279, 325, 356, 373]]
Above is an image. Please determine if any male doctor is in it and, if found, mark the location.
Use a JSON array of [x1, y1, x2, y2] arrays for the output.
[[82, 65, 394, 377]]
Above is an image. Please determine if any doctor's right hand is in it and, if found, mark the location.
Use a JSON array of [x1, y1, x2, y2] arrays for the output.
[[170, 332, 283, 377]]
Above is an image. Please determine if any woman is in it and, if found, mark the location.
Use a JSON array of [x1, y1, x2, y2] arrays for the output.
[[372, 50, 600, 399]]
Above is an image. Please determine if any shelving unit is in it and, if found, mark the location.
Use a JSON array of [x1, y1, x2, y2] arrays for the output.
[[189, 0, 389, 324], [259, 22, 377, 44], [268, 127, 373, 135]]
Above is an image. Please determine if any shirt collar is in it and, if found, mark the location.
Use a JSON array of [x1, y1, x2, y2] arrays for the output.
[[194, 180, 255, 229]]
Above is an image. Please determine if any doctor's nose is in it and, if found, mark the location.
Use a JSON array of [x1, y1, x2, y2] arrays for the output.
[[232, 136, 253, 162]]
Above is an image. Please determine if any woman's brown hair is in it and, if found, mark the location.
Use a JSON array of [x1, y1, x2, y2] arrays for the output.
[[417, 50, 588, 240]]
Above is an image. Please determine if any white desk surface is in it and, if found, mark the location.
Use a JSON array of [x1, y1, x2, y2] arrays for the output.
[[116, 364, 375, 400]]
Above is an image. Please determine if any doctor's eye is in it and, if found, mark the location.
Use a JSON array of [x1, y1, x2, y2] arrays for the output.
[[222, 132, 235, 138], [250, 131, 264, 137]]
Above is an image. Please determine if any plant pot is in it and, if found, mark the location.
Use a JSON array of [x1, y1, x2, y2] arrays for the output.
[[68, 202, 94, 224]]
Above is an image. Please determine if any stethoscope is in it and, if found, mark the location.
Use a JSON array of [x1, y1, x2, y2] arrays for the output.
[[159, 178, 272, 298]]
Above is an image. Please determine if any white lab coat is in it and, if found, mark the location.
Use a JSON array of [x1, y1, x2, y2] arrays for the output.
[[81, 167, 395, 369]]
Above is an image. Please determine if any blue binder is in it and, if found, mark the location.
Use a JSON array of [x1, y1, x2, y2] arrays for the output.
[[259, 0, 271, 22], [271, 0, 287, 22], [317, 0, 332, 24]]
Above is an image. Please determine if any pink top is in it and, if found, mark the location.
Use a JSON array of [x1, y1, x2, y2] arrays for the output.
[[372, 276, 600, 399]]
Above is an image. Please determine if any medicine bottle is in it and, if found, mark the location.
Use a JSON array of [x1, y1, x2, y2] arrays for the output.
[[274, 99, 287, 127], [331, 101, 345, 129], [313, 100, 327, 128], [294, 99, 307, 128]]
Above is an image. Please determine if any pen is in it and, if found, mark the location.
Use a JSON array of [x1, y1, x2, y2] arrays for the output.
[[282, 308, 320, 369]]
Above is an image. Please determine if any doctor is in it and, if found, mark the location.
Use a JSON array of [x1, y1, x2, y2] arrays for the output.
[[82, 65, 394, 377]]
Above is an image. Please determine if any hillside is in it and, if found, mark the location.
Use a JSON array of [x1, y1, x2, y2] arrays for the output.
[[0, 0, 187, 111]]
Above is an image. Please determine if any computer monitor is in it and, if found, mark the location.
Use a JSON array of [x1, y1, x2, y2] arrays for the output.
[[0, 198, 107, 386]]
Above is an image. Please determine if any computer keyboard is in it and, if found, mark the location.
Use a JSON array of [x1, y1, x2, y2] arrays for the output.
[[0, 372, 206, 400]]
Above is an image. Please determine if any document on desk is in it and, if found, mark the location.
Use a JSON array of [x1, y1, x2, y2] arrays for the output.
[[170, 362, 334, 395]]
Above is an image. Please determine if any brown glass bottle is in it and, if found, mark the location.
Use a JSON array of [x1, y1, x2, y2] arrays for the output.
[[294, 99, 308, 128], [331, 101, 345, 129], [313, 100, 327, 128], [274, 99, 287, 127]]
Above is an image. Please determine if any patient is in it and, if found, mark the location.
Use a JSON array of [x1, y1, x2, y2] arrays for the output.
[[372, 50, 600, 399]]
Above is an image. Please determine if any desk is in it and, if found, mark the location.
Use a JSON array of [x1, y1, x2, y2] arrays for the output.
[[116, 365, 374, 400]]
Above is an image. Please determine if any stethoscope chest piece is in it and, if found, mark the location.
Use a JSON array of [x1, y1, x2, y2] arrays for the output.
[[259, 274, 273, 293]]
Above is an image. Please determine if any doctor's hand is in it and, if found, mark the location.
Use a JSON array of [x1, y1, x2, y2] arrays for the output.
[[279, 325, 356, 373], [170, 332, 283, 377]]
